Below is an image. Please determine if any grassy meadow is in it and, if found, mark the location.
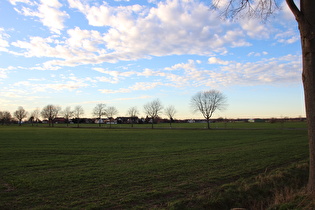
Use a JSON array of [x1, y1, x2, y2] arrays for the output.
[[38, 120, 307, 129], [0, 122, 310, 209]]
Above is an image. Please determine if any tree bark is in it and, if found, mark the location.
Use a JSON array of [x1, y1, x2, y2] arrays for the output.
[[302, 31, 315, 194], [300, 0, 315, 194], [207, 117, 210, 129], [287, 0, 315, 194]]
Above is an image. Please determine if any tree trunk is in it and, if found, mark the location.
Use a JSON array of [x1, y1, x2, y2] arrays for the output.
[[207, 117, 210, 129], [300, 0, 315, 195], [302, 34, 315, 194], [287, 0, 315, 194], [302, 32, 315, 194]]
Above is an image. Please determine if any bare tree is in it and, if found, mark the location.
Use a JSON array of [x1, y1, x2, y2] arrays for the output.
[[93, 103, 106, 127], [127, 106, 139, 128], [0, 111, 4, 125], [62, 106, 74, 127], [211, 0, 315, 195], [73, 105, 84, 128], [13, 106, 28, 126], [191, 90, 227, 129], [105, 106, 118, 128], [143, 99, 163, 129], [164, 105, 177, 128], [32, 108, 40, 126], [0, 111, 3, 125], [0, 111, 12, 125], [41, 105, 61, 127]]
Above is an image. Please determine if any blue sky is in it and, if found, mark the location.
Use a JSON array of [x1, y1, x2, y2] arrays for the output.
[[0, 0, 304, 119]]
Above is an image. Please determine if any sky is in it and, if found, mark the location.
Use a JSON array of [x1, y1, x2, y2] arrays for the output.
[[0, 0, 304, 120]]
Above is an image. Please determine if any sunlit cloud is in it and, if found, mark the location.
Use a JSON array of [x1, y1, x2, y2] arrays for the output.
[[9, 0, 255, 68], [99, 82, 164, 94], [208, 57, 229, 65], [247, 51, 268, 57], [11, 0, 69, 34]]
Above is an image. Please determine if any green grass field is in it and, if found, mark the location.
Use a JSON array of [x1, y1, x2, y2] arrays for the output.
[[0, 123, 309, 209], [35, 120, 308, 129]]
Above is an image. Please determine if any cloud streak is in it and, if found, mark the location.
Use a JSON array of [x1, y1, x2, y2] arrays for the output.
[[94, 54, 302, 94]]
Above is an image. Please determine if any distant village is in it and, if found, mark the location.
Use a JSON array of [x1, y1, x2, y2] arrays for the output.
[[0, 105, 306, 126], [12, 116, 306, 125]]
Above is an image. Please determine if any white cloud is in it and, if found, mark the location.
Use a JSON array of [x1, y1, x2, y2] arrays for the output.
[[11, 35, 80, 62], [11, 74, 91, 93], [93, 67, 109, 74], [131, 82, 164, 91], [65, 0, 250, 61], [99, 54, 302, 94], [93, 67, 139, 84], [9, 0, 35, 6], [4, 52, 301, 97], [38, 1, 69, 34], [208, 57, 229, 65], [165, 55, 301, 87], [0, 69, 9, 79], [216, 54, 302, 86], [240, 18, 270, 39], [28, 78, 46, 81], [0, 66, 16, 79], [164, 59, 195, 71], [68, 0, 142, 27], [247, 51, 268, 57], [66, 27, 104, 52], [0, 28, 10, 52], [11, 26, 106, 66], [275, 29, 299, 44], [12, 0, 68, 34], [93, 67, 136, 77], [96, 76, 119, 84], [99, 81, 164, 94], [8, 0, 294, 71]]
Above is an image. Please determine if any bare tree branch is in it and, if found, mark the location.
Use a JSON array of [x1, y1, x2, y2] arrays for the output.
[[144, 99, 163, 129], [191, 90, 227, 129], [211, 0, 280, 20]]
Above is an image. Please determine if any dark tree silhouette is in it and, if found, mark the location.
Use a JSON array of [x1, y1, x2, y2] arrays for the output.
[[13, 106, 28, 126], [191, 90, 227, 129], [143, 99, 163, 129], [41, 105, 61, 127]]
